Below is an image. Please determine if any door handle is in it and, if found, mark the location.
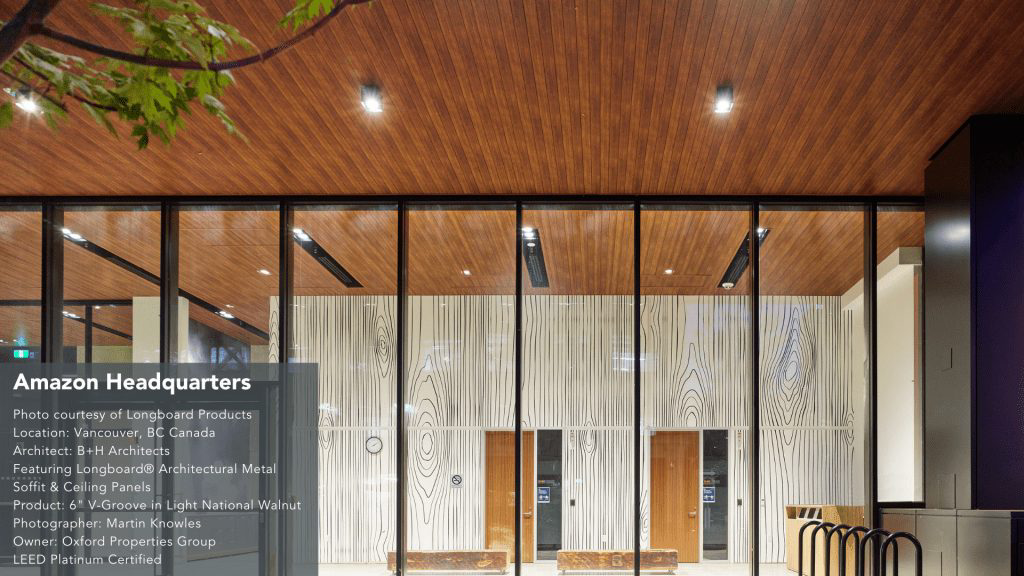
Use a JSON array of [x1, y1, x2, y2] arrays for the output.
[[524, 512, 533, 519], [688, 511, 697, 518]]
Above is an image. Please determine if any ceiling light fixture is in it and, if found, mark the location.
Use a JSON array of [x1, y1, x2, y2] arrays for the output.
[[714, 84, 734, 115], [718, 228, 769, 289], [61, 227, 85, 242], [292, 228, 362, 287], [217, 310, 234, 319], [664, 269, 674, 275], [361, 84, 382, 113], [462, 269, 471, 276], [258, 268, 272, 276], [523, 229, 550, 288], [9, 86, 40, 114]]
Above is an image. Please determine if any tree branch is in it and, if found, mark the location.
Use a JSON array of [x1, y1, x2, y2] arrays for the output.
[[12, 54, 117, 111], [0, 0, 62, 64], [37, 0, 371, 71], [0, 67, 66, 111]]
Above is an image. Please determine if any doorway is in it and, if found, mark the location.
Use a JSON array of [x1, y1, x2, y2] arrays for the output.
[[536, 429, 563, 560], [650, 430, 700, 563], [485, 430, 535, 562]]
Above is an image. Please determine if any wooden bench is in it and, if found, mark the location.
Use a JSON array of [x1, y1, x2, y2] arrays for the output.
[[387, 550, 509, 573], [556, 549, 678, 573]]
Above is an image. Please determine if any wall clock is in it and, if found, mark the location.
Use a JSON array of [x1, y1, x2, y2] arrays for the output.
[[365, 436, 383, 454]]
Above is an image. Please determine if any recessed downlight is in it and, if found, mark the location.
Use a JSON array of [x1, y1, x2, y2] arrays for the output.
[[361, 84, 382, 113], [258, 269, 272, 276], [664, 269, 674, 275], [462, 269, 471, 276], [714, 84, 734, 114]]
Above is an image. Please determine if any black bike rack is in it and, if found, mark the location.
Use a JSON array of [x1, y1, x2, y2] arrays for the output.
[[879, 531, 923, 576], [798, 519, 823, 576], [824, 524, 850, 576], [795, 522, 921, 576], [809, 522, 837, 576], [839, 525, 869, 576], [858, 528, 897, 576]]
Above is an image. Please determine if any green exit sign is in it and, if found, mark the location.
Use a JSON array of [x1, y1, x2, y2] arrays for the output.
[[12, 349, 30, 359]]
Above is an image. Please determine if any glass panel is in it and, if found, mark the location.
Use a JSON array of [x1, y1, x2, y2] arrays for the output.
[[0, 207, 41, 362], [758, 206, 866, 571], [62, 206, 161, 363], [641, 205, 751, 572], [702, 430, 730, 561], [405, 204, 515, 575], [0, 207, 41, 575], [522, 204, 633, 576], [291, 204, 398, 572], [179, 205, 279, 365], [876, 207, 924, 503]]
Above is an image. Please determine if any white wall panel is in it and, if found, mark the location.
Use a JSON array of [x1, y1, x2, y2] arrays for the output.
[[289, 294, 857, 564]]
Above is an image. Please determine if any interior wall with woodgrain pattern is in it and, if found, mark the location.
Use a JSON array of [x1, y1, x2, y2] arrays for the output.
[[286, 294, 858, 564]]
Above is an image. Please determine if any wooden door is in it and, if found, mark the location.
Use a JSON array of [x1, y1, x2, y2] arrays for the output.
[[485, 431, 535, 562], [650, 431, 700, 563]]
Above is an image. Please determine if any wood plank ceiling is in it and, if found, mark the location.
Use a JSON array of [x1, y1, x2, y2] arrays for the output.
[[0, 206, 923, 347], [2, 0, 1024, 196]]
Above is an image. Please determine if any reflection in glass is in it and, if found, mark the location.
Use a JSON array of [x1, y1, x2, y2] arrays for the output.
[[63, 206, 161, 363], [179, 206, 279, 365], [0, 207, 41, 363], [406, 205, 515, 576], [641, 205, 751, 571], [290, 205, 398, 571], [522, 204, 634, 573], [758, 207, 866, 571]]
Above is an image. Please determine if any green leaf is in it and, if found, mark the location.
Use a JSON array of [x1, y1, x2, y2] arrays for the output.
[[0, 103, 13, 129], [83, 103, 118, 136]]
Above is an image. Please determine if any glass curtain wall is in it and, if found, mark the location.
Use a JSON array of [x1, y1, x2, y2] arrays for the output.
[[179, 205, 279, 365], [0, 206, 41, 363], [404, 204, 516, 575], [640, 204, 751, 572], [757, 205, 867, 572], [290, 204, 398, 572], [0, 206, 41, 576], [62, 205, 161, 363], [875, 206, 925, 506], [520, 204, 634, 574], [0, 198, 926, 575]]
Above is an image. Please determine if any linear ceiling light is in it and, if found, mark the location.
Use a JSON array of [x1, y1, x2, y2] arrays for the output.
[[58, 226, 268, 340], [719, 228, 769, 290], [522, 227, 549, 288], [292, 228, 362, 288]]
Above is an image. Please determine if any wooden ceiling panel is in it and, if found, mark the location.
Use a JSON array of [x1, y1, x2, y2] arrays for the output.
[[640, 209, 749, 295], [407, 207, 517, 294], [2, 1, 1024, 196], [293, 207, 398, 295], [179, 208, 279, 343], [523, 207, 635, 295], [0, 206, 928, 348]]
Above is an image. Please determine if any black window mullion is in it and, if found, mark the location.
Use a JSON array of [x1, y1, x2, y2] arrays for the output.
[[864, 203, 879, 528], [749, 202, 760, 576], [633, 201, 642, 576], [396, 201, 408, 576]]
